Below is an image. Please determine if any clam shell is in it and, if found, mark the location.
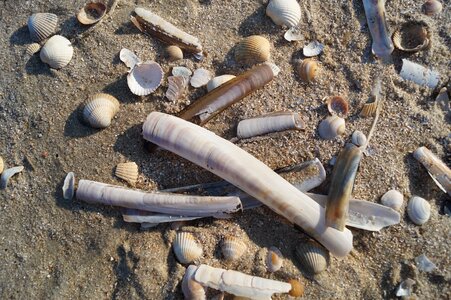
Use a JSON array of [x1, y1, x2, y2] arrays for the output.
[[351, 130, 367, 147], [318, 115, 345, 140], [127, 61, 163, 96], [26, 43, 41, 56], [166, 76, 188, 102], [266, 0, 301, 28], [173, 232, 203, 264], [303, 41, 324, 57], [83, 93, 120, 128], [190, 68, 212, 88], [235, 35, 271, 65], [422, 0, 443, 16], [393, 21, 431, 52], [221, 236, 247, 261], [40, 35, 74, 69], [62, 172, 76, 200], [288, 279, 304, 297], [77, 2, 107, 25], [119, 48, 141, 69], [295, 241, 329, 275], [172, 66, 192, 79], [28, 13, 58, 42], [166, 45, 183, 61], [407, 196, 431, 225], [207, 75, 236, 92], [326, 96, 349, 117], [0, 156, 4, 174], [360, 101, 379, 117], [0, 166, 24, 190], [296, 59, 318, 83], [266, 246, 283, 272], [115, 162, 139, 186], [381, 189, 404, 211]]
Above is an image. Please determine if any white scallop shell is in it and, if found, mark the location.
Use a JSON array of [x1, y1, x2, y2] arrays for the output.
[[266, 246, 283, 272], [295, 242, 329, 275], [28, 13, 58, 42], [381, 189, 403, 211], [120, 48, 141, 70], [40, 35, 74, 69], [318, 115, 345, 140], [26, 43, 41, 56], [407, 196, 431, 225], [303, 41, 324, 57], [62, 172, 75, 200], [221, 236, 247, 261], [0, 156, 4, 174], [351, 130, 367, 147], [83, 93, 120, 128], [115, 162, 139, 186], [266, 0, 301, 28], [206, 75, 236, 92], [190, 68, 212, 88], [127, 61, 163, 96], [173, 232, 203, 264]]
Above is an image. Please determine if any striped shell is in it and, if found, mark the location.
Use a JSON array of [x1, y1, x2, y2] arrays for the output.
[[28, 13, 58, 42], [190, 68, 212, 88], [115, 162, 139, 186], [127, 61, 164, 96], [221, 236, 247, 261], [266, 0, 301, 28], [422, 0, 442, 16], [381, 189, 404, 211], [235, 35, 271, 65], [393, 21, 431, 53], [83, 93, 120, 128], [326, 96, 349, 117], [266, 246, 283, 272], [26, 43, 41, 56], [173, 232, 203, 264], [297, 59, 318, 83], [62, 172, 75, 200], [351, 130, 367, 147], [361, 101, 379, 117], [407, 196, 431, 225], [288, 279, 304, 297], [207, 75, 236, 92], [295, 241, 329, 275], [0, 156, 4, 174], [318, 115, 345, 140], [77, 2, 107, 25], [166, 76, 188, 102], [166, 45, 183, 61], [40, 35, 74, 69]]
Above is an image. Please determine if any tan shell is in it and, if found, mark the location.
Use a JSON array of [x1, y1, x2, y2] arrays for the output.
[[0, 156, 4, 174], [393, 21, 431, 52], [82, 93, 120, 128], [361, 101, 379, 117], [235, 35, 271, 65], [26, 43, 41, 56], [295, 241, 329, 275], [207, 75, 236, 92], [173, 232, 203, 264], [422, 0, 443, 16], [115, 162, 139, 186], [288, 279, 304, 297], [266, 0, 301, 28], [221, 236, 247, 261], [40, 35, 74, 69], [77, 1, 107, 25], [318, 115, 345, 140], [297, 59, 318, 83], [266, 246, 283, 272], [326, 96, 349, 117], [166, 45, 183, 61], [27, 13, 58, 42]]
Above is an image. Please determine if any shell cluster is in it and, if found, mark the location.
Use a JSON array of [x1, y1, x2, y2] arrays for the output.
[[221, 236, 247, 261], [295, 241, 329, 275], [381, 189, 403, 211], [407, 196, 431, 225], [40, 35, 74, 69], [235, 35, 271, 65], [297, 59, 318, 83], [266, 0, 301, 28], [318, 115, 345, 140], [28, 13, 58, 42], [173, 232, 203, 264], [82, 93, 120, 128], [115, 162, 139, 186]]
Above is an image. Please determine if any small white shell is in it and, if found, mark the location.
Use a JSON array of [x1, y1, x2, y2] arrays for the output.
[[166, 76, 188, 102], [28, 13, 58, 42], [115, 162, 139, 186], [83, 93, 120, 128], [190, 68, 212, 88], [127, 61, 164, 96], [172, 66, 192, 78], [303, 41, 324, 57], [221, 236, 247, 261], [381, 189, 403, 211], [40, 35, 74, 69], [351, 130, 367, 147], [173, 232, 203, 264], [207, 75, 236, 92], [407, 196, 431, 225], [0, 156, 4, 174], [284, 27, 304, 42], [422, 0, 443, 16], [0, 166, 24, 190], [266, 0, 301, 28], [120, 48, 141, 69], [318, 115, 345, 140], [166, 45, 183, 61], [26, 43, 41, 56], [62, 172, 75, 200], [266, 246, 283, 273], [182, 265, 206, 300], [295, 241, 329, 275]]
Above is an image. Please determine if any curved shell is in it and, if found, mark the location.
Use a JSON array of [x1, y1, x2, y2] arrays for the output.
[[26, 43, 41, 56], [393, 21, 431, 53], [266, 246, 283, 272], [207, 75, 236, 92], [361, 101, 379, 117], [166, 45, 183, 61], [237, 112, 305, 139], [28, 13, 58, 42], [77, 2, 107, 25], [266, 0, 301, 28], [166, 76, 188, 102], [235, 35, 271, 65], [190, 68, 211, 88], [221, 236, 247, 261], [318, 115, 345, 140], [303, 41, 324, 57], [288, 279, 304, 297], [115, 162, 139, 186], [182, 265, 206, 300], [40, 35, 74, 69], [0, 156, 4, 174], [173, 232, 203, 264], [295, 241, 329, 275], [326, 96, 349, 117], [172, 66, 192, 79], [83, 93, 120, 128], [351, 130, 367, 147], [381, 189, 403, 211], [407, 196, 431, 225], [422, 0, 442, 16], [297, 59, 318, 83], [127, 61, 163, 96], [120, 48, 141, 70], [0, 166, 24, 190], [62, 172, 76, 200]]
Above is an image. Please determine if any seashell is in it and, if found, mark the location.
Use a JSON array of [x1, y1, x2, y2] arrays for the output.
[[62, 172, 76, 200], [266, 246, 283, 272], [393, 21, 431, 52], [173, 232, 203, 264], [165, 45, 183, 62], [221, 236, 247, 261], [360, 101, 379, 117], [362, 0, 394, 58], [0, 156, 3, 174], [166, 76, 188, 102], [127, 61, 164, 96], [318, 115, 345, 140], [40, 35, 74, 69], [422, 0, 442, 16], [207, 75, 236, 92], [0, 166, 24, 189], [190, 68, 212, 88], [326, 96, 349, 117], [396, 278, 416, 297], [407, 196, 431, 225], [237, 112, 305, 139], [435, 87, 449, 111], [182, 265, 206, 300], [381, 189, 403, 211], [351, 130, 367, 147], [172, 66, 192, 79], [77, 1, 107, 25], [266, 0, 301, 28], [27, 13, 58, 42], [400, 59, 439, 89], [295, 241, 329, 275], [26, 43, 41, 56], [303, 41, 324, 57], [413, 146, 451, 195], [235, 35, 271, 65], [115, 162, 139, 186], [83, 93, 120, 128], [265, 62, 281, 77], [119, 48, 141, 70], [296, 59, 318, 83], [288, 279, 304, 297], [284, 27, 304, 42]]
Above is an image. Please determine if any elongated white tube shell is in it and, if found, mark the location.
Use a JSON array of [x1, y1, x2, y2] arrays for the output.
[[173, 232, 203, 264], [400, 59, 439, 89], [142, 112, 353, 257], [40, 35, 74, 69], [237, 112, 304, 139], [266, 0, 301, 28]]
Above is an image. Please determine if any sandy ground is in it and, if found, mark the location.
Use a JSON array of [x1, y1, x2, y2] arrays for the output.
[[0, 0, 450, 299]]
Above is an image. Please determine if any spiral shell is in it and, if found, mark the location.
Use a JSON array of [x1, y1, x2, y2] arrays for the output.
[[190, 68, 212, 88], [173, 232, 203, 264], [166, 45, 183, 61], [318, 115, 345, 140], [407, 196, 431, 225], [288, 279, 304, 297], [266, 246, 283, 272], [127, 61, 164, 96], [295, 241, 329, 275], [235, 35, 271, 65], [0, 156, 4, 174], [393, 21, 431, 53], [221, 236, 247, 261], [422, 0, 442, 16], [26, 43, 41, 56], [351, 130, 367, 147], [326, 96, 349, 117], [82, 93, 120, 128], [296, 59, 318, 83], [77, 2, 107, 25], [28, 13, 58, 42], [207, 75, 236, 92], [381, 189, 404, 211], [115, 162, 139, 186], [266, 0, 301, 28], [40, 35, 74, 69]]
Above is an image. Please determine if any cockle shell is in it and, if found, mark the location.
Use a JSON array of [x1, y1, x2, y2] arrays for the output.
[[0, 156, 3, 174], [77, 1, 107, 25], [82, 93, 120, 128], [297, 59, 318, 83], [0, 166, 24, 190], [190, 68, 211, 88], [295, 241, 329, 275], [266, 246, 283, 272], [26, 43, 41, 56], [207, 75, 236, 92], [393, 21, 431, 52], [166, 45, 183, 61], [235, 35, 271, 65], [381, 189, 403, 211], [422, 0, 442, 16], [221, 236, 247, 261], [182, 265, 206, 300], [288, 279, 304, 297], [318, 115, 345, 140], [407, 196, 431, 225], [326, 96, 349, 117], [173, 232, 203, 264], [28, 13, 58, 42], [166, 76, 188, 102], [62, 172, 76, 200], [40, 35, 74, 69], [360, 101, 379, 117], [351, 130, 367, 147], [266, 0, 301, 28], [127, 61, 164, 96], [303, 41, 324, 57], [115, 162, 139, 186]]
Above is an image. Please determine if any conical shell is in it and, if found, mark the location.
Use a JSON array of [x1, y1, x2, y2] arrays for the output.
[[82, 93, 120, 128], [173, 232, 203, 264], [190, 68, 212, 88], [166, 76, 188, 102], [127, 61, 163, 96], [318, 115, 345, 140], [266, 0, 301, 28], [26, 43, 41, 56], [115, 162, 139, 186], [166, 45, 183, 61], [422, 0, 442, 16], [235, 35, 271, 65], [207, 75, 236, 92], [28, 13, 58, 42], [360, 101, 379, 117], [0, 156, 4, 174], [297, 59, 318, 83], [326, 96, 349, 117], [393, 21, 431, 52], [77, 2, 107, 25], [266, 246, 283, 272], [221, 236, 247, 261], [351, 130, 367, 147], [407, 196, 430, 225], [40, 35, 74, 69], [295, 241, 329, 275], [381, 189, 403, 211]]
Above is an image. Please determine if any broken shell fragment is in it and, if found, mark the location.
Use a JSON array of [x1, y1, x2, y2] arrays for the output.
[[415, 254, 437, 272], [173, 232, 203, 264], [326, 96, 349, 117], [362, 0, 394, 58], [407, 196, 431, 225], [0, 166, 24, 189], [266, 246, 283, 273], [296, 59, 318, 83], [393, 21, 431, 52], [127, 61, 164, 96], [266, 0, 301, 28], [422, 0, 442, 16], [77, 1, 107, 25], [172, 66, 192, 79], [288, 279, 304, 297], [0, 156, 3, 174], [396, 278, 415, 297], [360, 101, 379, 117], [165, 45, 183, 61], [222, 236, 247, 262], [318, 115, 345, 140], [381, 189, 403, 211], [190, 68, 211, 88], [115, 162, 139, 186], [166, 76, 188, 102], [27, 13, 58, 42], [26, 43, 41, 56], [237, 112, 305, 139], [295, 241, 329, 275], [119, 48, 141, 70], [303, 41, 324, 57], [400, 59, 439, 89], [351, 130, 367, 147], [207, 75, 236, 92], [82, 93, 120, 128], [413, 146, 451, 195], [235, 35, 271, 65], [182, 265, 206, 300], [284, 27, 304, 42], [40, 35, 74, 69], [62, 172, 76, 200]]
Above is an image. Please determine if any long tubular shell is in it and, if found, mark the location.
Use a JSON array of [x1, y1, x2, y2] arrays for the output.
[[237, 112, 305, 139], [143, 112, 353, 257], [413, 147, 451, 195], [325, 143, 363, 231], [178, 63, 274, 125], [362, 0, 394, 58], [122, 209, 202, 223], [76, 180, 242, 216]]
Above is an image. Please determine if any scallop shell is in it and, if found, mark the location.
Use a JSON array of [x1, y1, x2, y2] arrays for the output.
[[115, 162, 139, 186], [422, 0, 442, 16], [207, 75, 236, 92], [0, 166, 24, 190], [351, 130, 367, 147], [127, 61, 164, 96], [295, 241, 329, 275], [62, 172, 76, 200], [173, 232, 203, 264], [221, 236, 247, 261], [266, 0, 301, 28], [326, 96, 349, 117], [28, 13, 58, 42], [26, 43, 41, 56], [82, 93, 120, 128], [0, 156, 4, 174], [77, 2, 107, 25], [235, 35, 271, 65], [166, 76, 188, 102], [407, 196, 431, 225], [318, 115, 345, 140], [40, 35, 74, 69], [190, 68, 212, 88], [266, 246, 283, 272], [296, 59, 318, 83], [360, 101, 379, 117], [381, 189, 404, 211], [166, 45, 183, 61], [288, 279, 304, 297], [393, 21, 431, 52], [303, 41, 324, 57]]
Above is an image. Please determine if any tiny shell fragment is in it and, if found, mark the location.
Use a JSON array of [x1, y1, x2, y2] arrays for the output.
[[62, 172, 76, 200], [303, 41, 324, 57], [190, 68, 211, 88], [26, 43, 41, 56], [166, 76, 188, 102], [0, 166, 24, 189]]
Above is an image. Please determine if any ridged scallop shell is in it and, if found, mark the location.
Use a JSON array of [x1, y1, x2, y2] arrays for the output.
[[318, 115, 345, 140], [422, 0, 442, 16], [266, 246, 283, 272], [190, 68, 212, 88], [28, 13, 58, 42], [26, 43, 41, 56], [326, 96, 349, 117], [77, 2, 107, 25], [295, 241, 329, 275], [351, 130, 367, 147], [288, 279, 304, 297], [235, 35, 271, 65], [360, 101, 379, 117], [166, 76, 188, 102], [381, 189, 404, 211], [127, 61, 164, 96], [62, 172, 76, 200], [266, 0, 301, 28], [207, 75, 236, 92], [221, 236, 247, 261], [115, 162, 139, 186], [303, 41, 324, 57], [0, 156, 4, 174], [173, 232, 203, 264], [40, 35, 74, 69], [297, 59, 318, 83], [166, 45, 183, 61], [82, 93, 120, 128], [393, 21, 431, 52], [407, 196, 431, 225]]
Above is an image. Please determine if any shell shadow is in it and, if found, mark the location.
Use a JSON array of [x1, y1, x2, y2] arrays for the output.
[[114, 21, 141, 36], [102, 73, 140, 104], [25, 54, 54, 76], [63, 104, 99, 138], [238, 5, 280, 37], [10, 25, 32, 46]]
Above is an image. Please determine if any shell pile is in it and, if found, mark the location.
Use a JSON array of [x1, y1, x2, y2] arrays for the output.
[[235, 35, 271, 65], [40, 35, 74, 69], [173, 232, 203, 264], [221, 236, 247, 261], [28, 13, 58, 42], [82, 93, 120, 129]]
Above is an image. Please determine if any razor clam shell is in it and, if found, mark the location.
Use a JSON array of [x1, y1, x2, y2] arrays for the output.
[[26, 43, 41, 56], [119, 48, 141, 69], [237, 112, 305, 139], [166, 76, 188, 102], [400, 59, 439, 89], [115, 162, 139, 186], [318, 115, 345, 140], [207, 75, 236, 92], [190, 68, 211, 88], [362, 0, 394, 58], [183, 265, 206, 300], [62, 172, 75, 200], [123, 209, 202, 224], [0, 156, 4, 174], [266, 246, 283, 272], [173, 232, 203, 264], [266, 0, 301, 28], [221, 236, 247, 261], [28, 13, 58, 42], [407, 196, 431, 225], [295, 241, 329, 275], [303, 41, 324, 57], [413, 146, 451, 195], [0, 166, 24, 189], [83, 93, 120, 129], [127, 61, 164, 96], [40, 35, 74, 69]]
